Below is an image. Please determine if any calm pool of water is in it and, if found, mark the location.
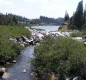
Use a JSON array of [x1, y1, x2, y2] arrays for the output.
[[31, 25, 60, 32]]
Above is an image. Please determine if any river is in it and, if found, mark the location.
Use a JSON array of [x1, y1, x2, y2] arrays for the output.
[[0, 26, 59, 80], [1, 46, 34, 80]]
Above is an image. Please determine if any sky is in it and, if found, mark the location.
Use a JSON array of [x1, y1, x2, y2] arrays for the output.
[[0, 0, 86, 19]]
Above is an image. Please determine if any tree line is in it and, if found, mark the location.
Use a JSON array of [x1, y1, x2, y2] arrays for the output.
[[30, 16, 64, 25], [0, 13, 29, 26], [0, 13, 64, 26]]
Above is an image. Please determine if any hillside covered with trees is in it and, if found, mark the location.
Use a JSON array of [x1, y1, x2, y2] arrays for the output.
[[0, 13, 64, 26], [30, 16, 64, 25], [0, 13, 30, 26]]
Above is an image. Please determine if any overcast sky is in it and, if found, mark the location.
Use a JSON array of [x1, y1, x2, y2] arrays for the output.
[[0, 0, 86, 19]]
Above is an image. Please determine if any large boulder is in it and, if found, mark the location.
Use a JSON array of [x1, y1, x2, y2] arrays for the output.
[[0, 67, 6, 77], [2, 72, 11, 79]]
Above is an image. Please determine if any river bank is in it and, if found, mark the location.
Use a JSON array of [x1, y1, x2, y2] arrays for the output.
[[0, 25, 32, 78], [0, 25, 60, 79]]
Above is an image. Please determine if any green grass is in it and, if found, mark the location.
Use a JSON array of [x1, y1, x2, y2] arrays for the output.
[[70, 30, 86, 38], [58, 23, 78, 32], [0, 25, 31, 37], [58, 24, 68, 32], [70, 31, 83, 37], [0, 25, 31, 64]]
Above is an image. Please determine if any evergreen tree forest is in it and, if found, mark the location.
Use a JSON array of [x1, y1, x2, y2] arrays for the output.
[[0, 13, 29, 26], [69, 0, 86, 30], [30, 16, 64, 25]]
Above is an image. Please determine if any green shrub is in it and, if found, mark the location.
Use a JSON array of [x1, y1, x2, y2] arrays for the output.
[[33, 36, 86, 79], [70, 31, 82, 37]]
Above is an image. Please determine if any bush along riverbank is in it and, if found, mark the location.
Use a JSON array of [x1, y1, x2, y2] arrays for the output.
[[0, 25, 31, 65], [32, 36, 86, 80]]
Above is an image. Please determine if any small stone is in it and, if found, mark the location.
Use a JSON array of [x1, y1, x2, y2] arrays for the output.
[[2, 72, 11, 79], [22, 69, 26, 73], [12, 60, 16, 63], [6, 62, 11, 65], [0, 67, 6, 72]]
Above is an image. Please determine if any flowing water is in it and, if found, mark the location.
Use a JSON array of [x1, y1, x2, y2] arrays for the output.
[[1, 46, 34, 80]]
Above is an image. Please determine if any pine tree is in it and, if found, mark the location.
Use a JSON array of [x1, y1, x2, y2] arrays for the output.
[[12, 15, 17, 24], [73, 0, 83, 29], [64, 11, 69, 22], [84, 4, 86, 24], [82, 4, 86, 29]]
